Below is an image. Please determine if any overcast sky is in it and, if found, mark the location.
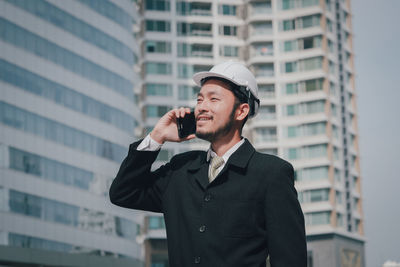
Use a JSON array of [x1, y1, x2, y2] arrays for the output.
[[352, 0, 400, 266]]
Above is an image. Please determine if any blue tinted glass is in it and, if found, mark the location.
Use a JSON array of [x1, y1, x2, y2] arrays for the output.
[[0, 18, 134, 100], [0, 101, 127, 163], [6, 0, 135, 65], [78, 0, 133, 31], [0, 59, 135, 133]]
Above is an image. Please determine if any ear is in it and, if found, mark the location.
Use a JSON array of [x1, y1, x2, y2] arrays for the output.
[[236, 103, 250, 121]]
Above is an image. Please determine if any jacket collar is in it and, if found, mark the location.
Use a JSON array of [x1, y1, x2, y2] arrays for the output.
[[188, 138, 255, 189], [188, 138, 255, 170]]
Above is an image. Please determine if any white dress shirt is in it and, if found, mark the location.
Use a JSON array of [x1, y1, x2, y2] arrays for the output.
[[137, 134, 245, 178]]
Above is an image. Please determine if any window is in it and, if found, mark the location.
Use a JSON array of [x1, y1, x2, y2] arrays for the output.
[[178, 43, 213, 58], [146, 41, 171, 53], [296, 166, 329, 182], [219, 25, 237, 36], [178, 85, 199, 100], [286, 144, 327, 160], [253, 42, 273, 56], [251, 1, 272, 14], [281, 14, 320, 31], [336, 191, 343, 204], [177, 22, 212, 36], [251, 22, 273, 35], [305, 211, 331, 226], [146, 83, 173, 96], [253, 64, 274, 77], [258, 105, 276, 120], [176, 2, 211, 16], [298, 188, 329, 203], [146, 20, 171, 32], [286, 122, 326, 138], [219, 4, 236, 16], [146, 62, 172, 75], [254, 127, 277, 143], [285, 62, 296, 73], [258, 84, 275, 98], [146, 105, 171, 117], [220, 45, 238, 57], [148, 216, 166, 229], [146, 0, 170, 11]]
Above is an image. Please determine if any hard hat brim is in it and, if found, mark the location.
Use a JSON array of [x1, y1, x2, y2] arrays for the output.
[[192, 71, 243, 88]]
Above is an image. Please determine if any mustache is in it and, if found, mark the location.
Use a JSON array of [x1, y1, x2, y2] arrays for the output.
[[196, 113, 213, 120]]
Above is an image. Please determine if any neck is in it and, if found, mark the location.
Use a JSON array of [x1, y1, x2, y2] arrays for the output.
[[211, 130, 242, 157]]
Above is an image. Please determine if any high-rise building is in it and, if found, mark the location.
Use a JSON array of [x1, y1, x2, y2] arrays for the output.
[[0, 0, 144, 266], [139, 0, 364, 266]]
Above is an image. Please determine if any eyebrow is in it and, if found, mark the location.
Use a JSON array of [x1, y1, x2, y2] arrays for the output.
[[197, 90, 219, 98]]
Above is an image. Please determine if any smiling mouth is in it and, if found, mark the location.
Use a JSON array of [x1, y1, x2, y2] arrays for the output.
[[197, 117, 211, 121]]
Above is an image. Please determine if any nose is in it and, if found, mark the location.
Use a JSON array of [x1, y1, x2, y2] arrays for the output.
[[195, 99, 209, 115]]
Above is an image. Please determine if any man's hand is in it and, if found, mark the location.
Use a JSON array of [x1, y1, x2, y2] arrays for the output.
[[150, 107, 196, 144]]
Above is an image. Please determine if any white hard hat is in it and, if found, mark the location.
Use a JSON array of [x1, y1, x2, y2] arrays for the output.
[[193, 61, 260, 118]]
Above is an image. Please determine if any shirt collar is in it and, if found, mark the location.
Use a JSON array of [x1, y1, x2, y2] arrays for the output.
[[206, 138, 246, 163]]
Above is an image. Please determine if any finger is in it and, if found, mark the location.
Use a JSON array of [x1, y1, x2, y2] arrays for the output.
[[183, 134, 196, 141], [185, 107, 191, 114], [179, 107, 186, 118], [173, 108, 180, 119]]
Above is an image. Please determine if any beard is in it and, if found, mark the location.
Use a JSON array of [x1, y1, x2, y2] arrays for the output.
[[195, 104, 237, 142]]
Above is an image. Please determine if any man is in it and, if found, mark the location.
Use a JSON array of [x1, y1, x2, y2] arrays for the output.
[[109, 61, 307, 266]]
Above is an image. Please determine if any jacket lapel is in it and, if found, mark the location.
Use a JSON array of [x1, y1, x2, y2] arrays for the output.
[[187, 152, 209, 190], [187, 139, 256, 188], [213, 138, 255, 181]]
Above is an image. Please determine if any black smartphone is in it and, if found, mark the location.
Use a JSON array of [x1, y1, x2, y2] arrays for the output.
[[177, 111, 196, 139]]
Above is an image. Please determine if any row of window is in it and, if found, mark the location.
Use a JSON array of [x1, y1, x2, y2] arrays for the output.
[[305, 212, 360, 231], [295, 165, 329, 182], [146, 40, 239, 58], [304, 211, 330, 226], [147, 0, 237, 17], [298, 188, 329, 203], [280, 0, 320, 10], [6, 0, 136, 65], [0, 59, 136, 133], [286, 121, 326, 138], [285, 99, 325, 116], [0, 101, 127, 163], [147, 0, 321, 15], [250, 1, 272, 15], [145, 79, 323, 100], [8, 189, 137, 240], [286, 143, 327, 160], [0, 18, 134, 100], [284, 56, 323, 73], [283, 35, 322, 52], [9, 232, 128, 258], [254, 127, 277, 143], [284, 78, 324, 95], [281, 14, 321, 31], [9, 147, 94, 192], [78, 0, 133, 31], [145, 83, 200, 101]]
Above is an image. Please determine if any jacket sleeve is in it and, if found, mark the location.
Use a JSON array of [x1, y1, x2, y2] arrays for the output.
[[109, 140, 172, 213], [265, 161, 307, 267]]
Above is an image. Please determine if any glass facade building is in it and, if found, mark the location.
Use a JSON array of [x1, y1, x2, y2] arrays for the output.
[[0, 0, 143, 265]]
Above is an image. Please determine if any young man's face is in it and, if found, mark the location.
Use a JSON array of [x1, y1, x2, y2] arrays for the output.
[[195, 79, 238, 142]]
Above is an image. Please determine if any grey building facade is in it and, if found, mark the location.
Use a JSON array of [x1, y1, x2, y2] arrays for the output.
[[0, 0, 144, 265]]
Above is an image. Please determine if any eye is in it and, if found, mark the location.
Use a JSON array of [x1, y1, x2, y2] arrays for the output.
[[211, 97, 219, 102], [197, 98, 203, 103]]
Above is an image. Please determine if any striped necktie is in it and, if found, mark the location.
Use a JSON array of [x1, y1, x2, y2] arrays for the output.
[[209, 156, 224, 183]]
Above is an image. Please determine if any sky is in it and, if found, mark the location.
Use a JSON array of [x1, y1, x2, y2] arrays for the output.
[[352, 0, 400, 266]]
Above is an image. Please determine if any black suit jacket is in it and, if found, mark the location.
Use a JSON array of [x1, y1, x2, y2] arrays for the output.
[[109, 139, 307, 267]]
